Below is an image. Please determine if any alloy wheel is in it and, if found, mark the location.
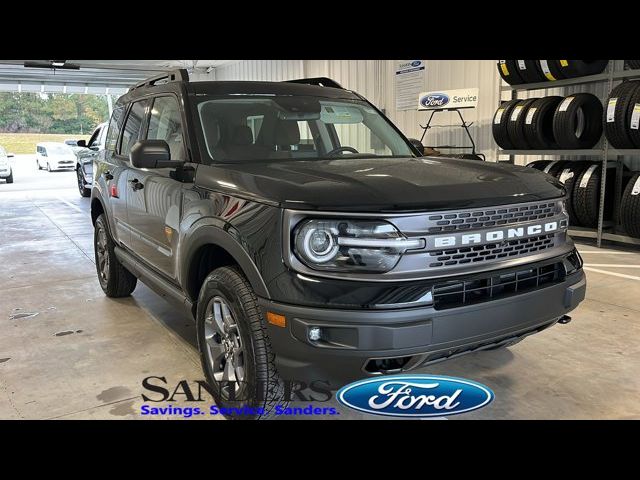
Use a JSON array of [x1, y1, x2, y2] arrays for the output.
[[203, 296, 246, 397], [95, 224, 110, 286]]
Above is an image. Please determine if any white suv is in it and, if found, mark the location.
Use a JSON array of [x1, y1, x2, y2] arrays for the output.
[[0, 146, 13, 183], [36, 143, 77, 172]]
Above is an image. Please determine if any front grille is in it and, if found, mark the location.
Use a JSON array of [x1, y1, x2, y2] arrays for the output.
[[432, 262, 565, 310], [428, 234, 555, 268], [426, 201, 559, 233]]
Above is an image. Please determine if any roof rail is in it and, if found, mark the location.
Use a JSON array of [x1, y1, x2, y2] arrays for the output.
[[285, 77, 344, 89], [129, 69, 190, 92]]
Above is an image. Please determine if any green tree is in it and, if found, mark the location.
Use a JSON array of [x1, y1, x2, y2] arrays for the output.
[[0, 92, 111, 134]]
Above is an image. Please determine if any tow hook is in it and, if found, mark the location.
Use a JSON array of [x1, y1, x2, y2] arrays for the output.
[[558, 315, 572, 325]]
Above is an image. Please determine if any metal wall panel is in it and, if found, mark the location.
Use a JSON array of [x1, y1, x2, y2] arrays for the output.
[[214, 60, 501, 160]]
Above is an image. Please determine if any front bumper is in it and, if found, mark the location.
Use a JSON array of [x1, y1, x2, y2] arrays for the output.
[[0, 169, 11, 178], [260, 265, 586, 386]]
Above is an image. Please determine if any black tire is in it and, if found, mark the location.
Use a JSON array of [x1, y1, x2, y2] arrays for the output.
[[523, 96, 563, 149], [36, 160, 41, 170], [47, 162, 51, 172], [527, 160, 552, 171], [626, 60, 640, 70], [196, 266, 286, 420], [94, 214, 137, 297], [621, 172, 640, 238], [506, 98, 538, 149], [492, 99, 522, 149], [497, 60, 525, 85], [604, 81, 640, 149], [573, 165, 616, 228], [625, 85, 640, 148], [552, 93, 603, 149], [5, 172, 13, 184], [77, 168, 91, 197], [555, 60, 608, 79], [514, 60, 547, 83], [538, 60, 566, 81], [555, 161, 592, 226], [541, 159, 568, 178]]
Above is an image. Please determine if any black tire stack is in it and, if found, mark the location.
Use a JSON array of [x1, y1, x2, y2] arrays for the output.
[[493, 93, 603, 150], [497, 60, 608, 85], [621, 172, 640, 238], [603, 80, 640, 148], [572, 164, 616, 228]]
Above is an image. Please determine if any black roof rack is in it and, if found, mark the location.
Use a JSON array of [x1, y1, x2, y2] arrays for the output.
[[285, 77, 344, 89], [129, 69, 189, 92]]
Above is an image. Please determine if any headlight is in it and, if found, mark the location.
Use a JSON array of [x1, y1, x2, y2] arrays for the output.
[[293, 219, 423, 273]]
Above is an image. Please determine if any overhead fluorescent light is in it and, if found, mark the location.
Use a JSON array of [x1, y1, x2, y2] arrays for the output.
[[24, 60, 80, 70]]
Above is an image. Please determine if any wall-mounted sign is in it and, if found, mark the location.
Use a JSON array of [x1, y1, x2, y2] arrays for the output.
[[418, 88, 479, 110], [395, 60, 426, 111]]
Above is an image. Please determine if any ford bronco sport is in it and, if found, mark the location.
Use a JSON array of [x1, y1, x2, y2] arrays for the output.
[[91, 70, 586, 419]]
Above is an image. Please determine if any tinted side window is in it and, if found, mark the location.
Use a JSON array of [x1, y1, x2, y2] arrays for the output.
[[120, 100, 148, 157], [88, 127, 101, 148], [105, 107, 124, 152], [147, 96, 185, 160]]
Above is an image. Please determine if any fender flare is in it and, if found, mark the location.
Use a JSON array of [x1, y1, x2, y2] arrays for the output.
[[180, 223, 270, 300]]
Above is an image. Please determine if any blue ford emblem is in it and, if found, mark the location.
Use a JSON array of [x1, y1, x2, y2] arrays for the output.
[[337, 374, 494, 418], [411, 60, 422, 67], [420, 93, 450, 108]]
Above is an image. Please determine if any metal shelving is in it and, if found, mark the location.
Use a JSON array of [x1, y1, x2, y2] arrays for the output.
[[496, 61, 640, 248], [500, 68, 640, 92]]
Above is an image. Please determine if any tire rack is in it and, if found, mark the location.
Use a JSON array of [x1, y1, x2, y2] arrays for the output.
[[496, 61, 640, 248]]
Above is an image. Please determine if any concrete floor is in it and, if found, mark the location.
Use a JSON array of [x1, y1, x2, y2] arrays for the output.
[[1, 155, 639, 419]]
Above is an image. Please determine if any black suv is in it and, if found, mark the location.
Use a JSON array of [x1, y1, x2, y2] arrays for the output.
[[91, 70, 586, 419]]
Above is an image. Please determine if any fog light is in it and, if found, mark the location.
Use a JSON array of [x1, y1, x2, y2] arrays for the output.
[[308, 327, 322, 341]]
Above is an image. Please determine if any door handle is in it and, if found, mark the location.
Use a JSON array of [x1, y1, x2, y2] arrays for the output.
[[104, 170, 113, 180], [129, 178, 144, 190]]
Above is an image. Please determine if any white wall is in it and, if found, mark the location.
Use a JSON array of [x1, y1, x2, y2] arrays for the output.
[[214, 60, 501, 160]]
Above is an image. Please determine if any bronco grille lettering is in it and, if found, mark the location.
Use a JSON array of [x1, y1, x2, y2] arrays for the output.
[[432, 221, 561, 249]]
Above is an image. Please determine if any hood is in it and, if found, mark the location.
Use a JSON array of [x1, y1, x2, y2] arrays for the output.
[[195, 156, 565, 212]]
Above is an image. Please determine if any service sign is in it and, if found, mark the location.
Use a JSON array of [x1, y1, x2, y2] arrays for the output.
[[418, 88, 479, 110]]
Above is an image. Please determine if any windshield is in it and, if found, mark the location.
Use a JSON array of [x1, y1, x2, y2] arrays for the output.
[[195, 95, 414, 163], [46, 144, 74, 155]]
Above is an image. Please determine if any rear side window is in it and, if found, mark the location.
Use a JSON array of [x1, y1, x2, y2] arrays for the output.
[[105, 107, 124, 152], [120, 100, 149, 157]]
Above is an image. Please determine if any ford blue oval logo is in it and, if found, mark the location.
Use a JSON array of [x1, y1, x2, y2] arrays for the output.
[[411, 60, 422, 67], [337, 374, 494, 418], [420, 93, 450, 108]]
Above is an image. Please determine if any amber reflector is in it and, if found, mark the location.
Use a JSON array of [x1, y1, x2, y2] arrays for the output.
[[266, 311, 286, 327]]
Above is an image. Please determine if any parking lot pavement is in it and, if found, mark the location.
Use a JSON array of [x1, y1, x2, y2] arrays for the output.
[[1, 160, 639, 420]]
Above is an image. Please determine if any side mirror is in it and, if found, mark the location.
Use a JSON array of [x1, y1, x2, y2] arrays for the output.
[[130, 140, 182, 169], [408, 138, 425, 156], [76, 140, 87, 148]]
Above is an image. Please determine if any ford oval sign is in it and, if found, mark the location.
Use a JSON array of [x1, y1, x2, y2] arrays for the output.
[[420, 93, 450, 108], [411, 60, 422, 67], [337, 374, 494, 418]]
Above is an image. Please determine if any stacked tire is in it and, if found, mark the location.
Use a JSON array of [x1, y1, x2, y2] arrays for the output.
[[493, 93, 603, 150], [621, 172, 640, 238], [498, 60, 608, 85], [603, 80, 640, 148]]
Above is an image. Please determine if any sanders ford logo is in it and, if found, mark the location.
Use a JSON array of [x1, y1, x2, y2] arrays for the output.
[[337, 374, 493, 417], [420, 93, 450, 108]]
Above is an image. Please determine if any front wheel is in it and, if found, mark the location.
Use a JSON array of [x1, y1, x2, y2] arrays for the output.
[[94, 214, 137, 297], [47, 163, 51, 172], [77, 168, 90, 197], [196, 266, 287, 420], [5, 172, 13, 184]]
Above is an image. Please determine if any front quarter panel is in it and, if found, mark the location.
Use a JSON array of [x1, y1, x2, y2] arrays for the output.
[[178, 187, 284, 300]]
